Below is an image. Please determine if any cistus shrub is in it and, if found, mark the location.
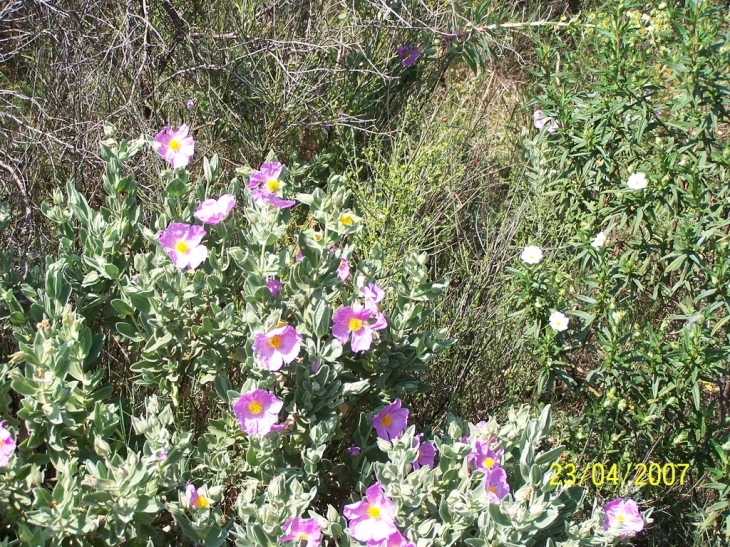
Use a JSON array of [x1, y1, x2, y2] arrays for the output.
[[0, 129, 649, 546], [515, 0, 730, 543]]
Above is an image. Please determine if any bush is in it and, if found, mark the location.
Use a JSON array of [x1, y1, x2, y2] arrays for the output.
[[0, 131, 648, 546]]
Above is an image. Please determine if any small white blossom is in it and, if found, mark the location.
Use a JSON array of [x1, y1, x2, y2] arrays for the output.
[[520, 245, 543, 265], [626, 172, 648, 190], [591, 231, 607, 248], [549, 311, 569, 332]]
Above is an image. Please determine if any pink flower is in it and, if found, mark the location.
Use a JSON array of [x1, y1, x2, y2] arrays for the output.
[[533, 110, 558, 133], [361, 283, 385, 311], [232, 389, 284, 435], [186, 98, 197, 109], [251, 188, 296, 209], [348, 446, 361, 456], [296, 248, 304, 261], [367, 530, 415, 547], [154, 124, 195, 168], [0, 421, 16, 467], [252, 325, 302, 371], [194, 194, 236, 224], [343, 482, 398, 543], [412, 435, 435, 470], [158, 222, 208, 269], [266, 278, 282, 296], [332, 303, 386, 353], [467, 438, 504, 473], [603, 499, 644, 538], [280, 517, 322, 547], [371, 399, 409, 441], [338, 258, 350, 281], [186, 484, 210, 509], [484, 465, 510, 503], [249, 162, 283, 191]]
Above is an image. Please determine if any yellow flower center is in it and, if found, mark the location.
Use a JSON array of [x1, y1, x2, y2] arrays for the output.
[[367, 505, 381, 519], [0, 438, 5, 447], [169, 139, 181, 151], [381, 415, 393, 427], [340, 215, 353, 225], [175, 241, 190, 253], [485, 457, 495, 469], [195, 496, 210, 508], [349, 318, 363, 331], [298, 533, 309, 540], [249, 401, 263, 415], [314, 233, 322, 241], [418, 449, 423, 458], [487, 486, 498, 495], [617, 514, 625, 522], [266, 179, 280, 192], [268, 335, 283, 349]]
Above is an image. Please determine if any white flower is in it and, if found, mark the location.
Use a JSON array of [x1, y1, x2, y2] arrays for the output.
[[549, 311, 569, 332], [520, 245, 543, 265], [533, 110, 558, 133], [591, 231, 607, 248], [626, 172, 648, 190]]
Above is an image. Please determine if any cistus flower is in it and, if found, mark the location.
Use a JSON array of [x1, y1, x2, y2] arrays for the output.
[[280, 517, 322, 547], [186, 98, 197, 109], [233, 389, 284, 435], [251, 188, 296, 209], [549, 311, 569, 332], [252, 325, 302, 371], [520, 245, 543, 265], [338, 258, 350, 281], [626, 172, 648, 190], [343, 482, 398, 543], [412, 434, 436, 470], [332, 303, 386, 352], [361, 283, 385, 311], [249, 162, 283, 191], [194, 194, 236, 224], [367, 530, 416, 547], [266, 278, 282, 297], [591, 231, 607, 248], [348, 446, 361, 456], [158, 222, 208, 269], [186, 484, 210, 509], [0, 421, 16, 467], [397, 45, 420, 67], [372, 398, 409, 441], [533, 110, 559, 133], [154, 124, 195, 168], [603, 499, 644, 538], [467, 438, 504, 473], [484, 465, 510, 503]]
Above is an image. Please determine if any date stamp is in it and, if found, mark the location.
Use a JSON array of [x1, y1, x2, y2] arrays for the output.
[[549, 462, 690, 487]]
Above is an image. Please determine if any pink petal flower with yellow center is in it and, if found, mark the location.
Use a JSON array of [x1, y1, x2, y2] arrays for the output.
[[467, 438, 504, 473], [603, 499, 644, 538], [266, 278, 282, 297], [280, 517, 322, 547], [484, 465, 510, 503], [186, 484, 211, 509], [158, 222, 208, 269], [0, 421, 16, 467], [332, 303, 386, 353], [338, 258, 350, 281], [232, 389, 284, 435], [154, 124, 195, 168], [194, 194, 236, 224], [371, 398, 409, 441], [252, 325, 302, 371], [343, 482, 397, 543], [533, 110, 558, 133], [249, 162, 283, 191], [367, 530, 416, 547], [251, 188, 296, 209], [412, 434, 436, 470]]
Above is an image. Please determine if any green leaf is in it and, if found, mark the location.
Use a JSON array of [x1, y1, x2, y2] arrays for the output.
[[116, 322, 144, 342], [111, 299, 134, 317]]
